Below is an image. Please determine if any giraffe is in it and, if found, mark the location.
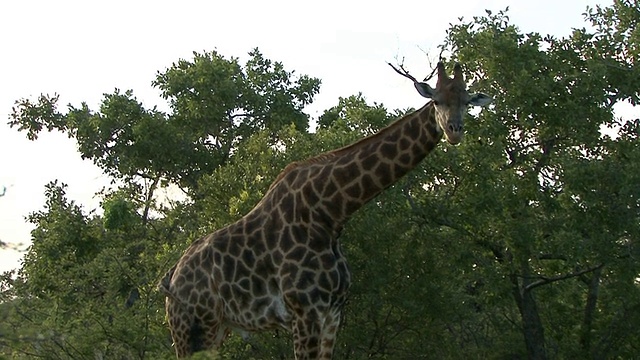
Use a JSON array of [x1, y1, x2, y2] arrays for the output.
[[159, 61, 492, 359]]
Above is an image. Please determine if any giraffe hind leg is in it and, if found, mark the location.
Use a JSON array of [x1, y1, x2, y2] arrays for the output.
[[188, 318, 206, 353], [166, 295, 229, 358], [165, 296, 193, 358]]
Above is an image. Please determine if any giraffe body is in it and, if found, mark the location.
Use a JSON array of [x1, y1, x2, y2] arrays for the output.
[[160, 62, 492, 359]]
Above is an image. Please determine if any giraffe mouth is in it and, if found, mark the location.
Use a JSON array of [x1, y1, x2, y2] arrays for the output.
[[444, 132, 463, 145]]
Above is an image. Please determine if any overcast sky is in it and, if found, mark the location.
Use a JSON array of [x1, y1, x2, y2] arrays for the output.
[[0, 0, 609, 272]]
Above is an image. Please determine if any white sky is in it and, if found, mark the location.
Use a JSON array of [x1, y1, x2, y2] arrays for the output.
[[0, 0, 611, 272]]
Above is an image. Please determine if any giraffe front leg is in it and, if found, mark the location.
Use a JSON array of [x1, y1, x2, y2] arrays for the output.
[[292, 315, 323, 360], [318, 308, 342, 360]]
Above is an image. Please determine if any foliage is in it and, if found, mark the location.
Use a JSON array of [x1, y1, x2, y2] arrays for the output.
[[317, 93, 398, 134], [2, 49, 321, 359], [0, 182, 174, 358], [435, 2, 640, 358], [2, 2, 639, 359], [8, 49, 320, 194]]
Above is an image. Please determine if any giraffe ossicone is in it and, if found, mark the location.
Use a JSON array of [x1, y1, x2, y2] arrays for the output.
[[159, 61, 492, 359]]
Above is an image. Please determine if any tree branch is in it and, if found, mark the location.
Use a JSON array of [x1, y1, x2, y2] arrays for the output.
[[525, 263, 604, 292], [535, 253, 568, 261], [387, 62, 419, 84], [142, 176, 160, 225]]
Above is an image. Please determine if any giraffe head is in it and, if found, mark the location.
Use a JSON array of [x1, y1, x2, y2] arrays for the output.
[[414, 62, 492, 144]]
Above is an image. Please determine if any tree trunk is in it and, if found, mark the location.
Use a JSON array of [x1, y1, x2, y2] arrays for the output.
[[580, 266, 602, 357], [511, 267, 548, 360]]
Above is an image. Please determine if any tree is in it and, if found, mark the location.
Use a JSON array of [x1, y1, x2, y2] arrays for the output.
[[0, 182, 175, 359], [2, 48, 320, 359], [317, 93, 398, 135], [3, 3, 639, 358], [8, 49, 320, 196], [430, 2, 640, 358]]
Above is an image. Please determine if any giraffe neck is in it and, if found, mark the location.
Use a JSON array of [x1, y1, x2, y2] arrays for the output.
[[324, 102, 441, 220], [263, 102, 443, 232]]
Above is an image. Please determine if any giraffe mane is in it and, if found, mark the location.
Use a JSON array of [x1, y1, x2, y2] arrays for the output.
[[266, 152, 336, 191]]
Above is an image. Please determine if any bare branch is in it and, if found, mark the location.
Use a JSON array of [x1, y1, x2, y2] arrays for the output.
[[423, 47, 445, 82], [422, 67, 438, 83], [387, 62, 419, 83], [388, 48, 446, 85]]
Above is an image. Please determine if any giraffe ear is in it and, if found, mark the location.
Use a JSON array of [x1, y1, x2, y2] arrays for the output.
[[414, 82, 435, 99], [469, 92, 493, 107]]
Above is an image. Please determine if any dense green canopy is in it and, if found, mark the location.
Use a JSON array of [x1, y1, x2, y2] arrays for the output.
[[2, 2, 639, 359]]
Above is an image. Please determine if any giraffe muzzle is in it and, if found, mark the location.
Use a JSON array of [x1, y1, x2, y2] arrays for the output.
[[444, 123, 464, 145]]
